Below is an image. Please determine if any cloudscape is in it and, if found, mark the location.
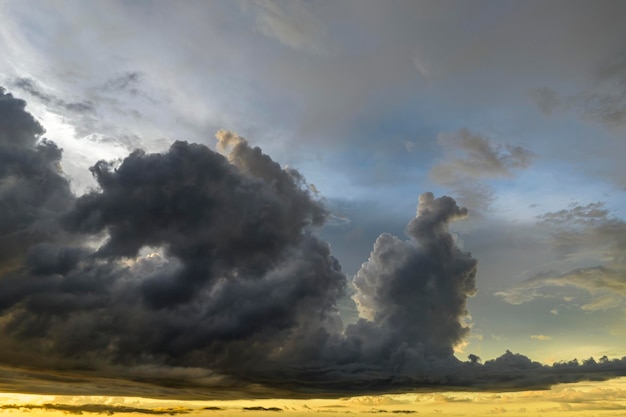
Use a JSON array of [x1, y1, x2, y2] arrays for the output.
[[1, 1, 626, 416]]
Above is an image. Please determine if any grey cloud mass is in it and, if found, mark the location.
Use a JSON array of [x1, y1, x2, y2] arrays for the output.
[[0, 88, 74, 271], [1, 89, 626, 398]]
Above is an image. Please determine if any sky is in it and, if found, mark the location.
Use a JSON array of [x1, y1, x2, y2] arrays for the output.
[[1, 0, 626, 415]]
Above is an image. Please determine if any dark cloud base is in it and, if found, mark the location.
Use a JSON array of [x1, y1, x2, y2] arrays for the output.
[[0, 87, 625, 399]]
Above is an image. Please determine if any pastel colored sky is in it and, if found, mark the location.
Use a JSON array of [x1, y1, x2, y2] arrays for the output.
[[1, 1, 626, 415]]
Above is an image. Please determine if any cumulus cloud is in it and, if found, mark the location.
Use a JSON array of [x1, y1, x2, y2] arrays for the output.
[[350, 192, 477, 359], [1, 89, 625, 399]]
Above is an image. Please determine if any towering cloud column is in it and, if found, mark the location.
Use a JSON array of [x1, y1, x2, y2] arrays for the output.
[[349, 193, 477, 367]]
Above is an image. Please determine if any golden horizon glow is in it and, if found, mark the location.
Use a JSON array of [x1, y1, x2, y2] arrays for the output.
[[1, 378, 625, 417]]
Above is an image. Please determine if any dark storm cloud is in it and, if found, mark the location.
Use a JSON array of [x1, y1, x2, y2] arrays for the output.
[[243, 351, 626, 398], [349, 192, 477, 360], [62, 130, 335, 316], [0, 91, 346, 383], [8, 154, 342, 371], [231, 193, 480, 392], [0, 86, 44, 146], [1, 89, 626, 399], [0, 88, 74, 270]]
